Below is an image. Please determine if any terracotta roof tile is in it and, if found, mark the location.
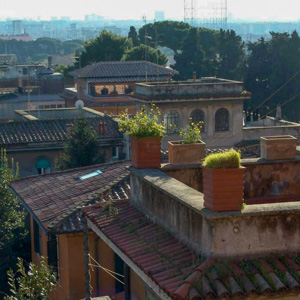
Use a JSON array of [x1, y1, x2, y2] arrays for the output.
[[10, 161, 130, 233], [0, 116, 122, 146], [83, 200, 300, 300], [69, 61, 178, 79]]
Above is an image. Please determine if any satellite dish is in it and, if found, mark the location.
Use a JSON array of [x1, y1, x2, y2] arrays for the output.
[[75, 100, 84, 109]]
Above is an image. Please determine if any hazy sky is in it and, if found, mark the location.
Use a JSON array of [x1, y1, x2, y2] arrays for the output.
[[1, 0, 300, 21]]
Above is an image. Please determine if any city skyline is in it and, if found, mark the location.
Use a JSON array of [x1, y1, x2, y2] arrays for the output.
[[1, 0, 300, 22]]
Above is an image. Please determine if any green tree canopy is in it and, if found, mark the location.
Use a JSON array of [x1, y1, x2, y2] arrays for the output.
[[0, 149, 28, 297], [138, 21, 192, 52], [128, 26, 139, 47], [122, 44, 168, 66], [216, 29, 246, 80], [80, 30, 133, 67], [55, 116, 102, 170], [172, 28, 207, 80], [5, 257, 57, 300]]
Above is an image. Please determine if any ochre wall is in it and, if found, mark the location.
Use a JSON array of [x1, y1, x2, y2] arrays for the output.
[[130, 269, 146, 300]]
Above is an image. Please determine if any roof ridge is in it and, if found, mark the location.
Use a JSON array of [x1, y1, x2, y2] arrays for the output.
[[47, 172, 130, 232], [10, 160, 129, 184]]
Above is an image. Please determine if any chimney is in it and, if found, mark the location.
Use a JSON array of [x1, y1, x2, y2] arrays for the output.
[[250, 112, 254, 123], [276, 104, 282, 120], [66, 123, 73, 136], [99, 121, 106, 135], [168, 73, 172, 83], [18, 71, 23, 94], [47, 55, 53, 70], [192, 71, 196, 82]]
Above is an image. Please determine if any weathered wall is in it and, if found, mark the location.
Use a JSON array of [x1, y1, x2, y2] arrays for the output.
[[161, 164, 202, 192], [243, 126, 300, 141], [205, 203, 300, 259], [130, 168, 206, 255], [130, 168, 300, 260], [243, 159, 300, 201]]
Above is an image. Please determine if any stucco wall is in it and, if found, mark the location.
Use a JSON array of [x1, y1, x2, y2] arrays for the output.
[[130, 269, 146, 300], [130, 168, 300, 259], [243, 158, 300, 201]]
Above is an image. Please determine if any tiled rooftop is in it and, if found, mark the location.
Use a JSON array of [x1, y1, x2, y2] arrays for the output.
[[69, 61, 178, 79], [84, 200, 300, 299], [10, 161, 130, 233], [0, 117, 122, 146]]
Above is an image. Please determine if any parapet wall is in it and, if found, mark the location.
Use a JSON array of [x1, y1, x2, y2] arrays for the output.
[[130, 167, 300, 259]]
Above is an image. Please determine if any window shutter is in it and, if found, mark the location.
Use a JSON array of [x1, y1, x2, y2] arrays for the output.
[[47, 235, 58, 271]]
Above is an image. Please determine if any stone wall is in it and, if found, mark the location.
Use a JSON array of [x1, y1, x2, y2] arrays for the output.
[[130, 167, 300, 259], [243, 126, 300, 141]]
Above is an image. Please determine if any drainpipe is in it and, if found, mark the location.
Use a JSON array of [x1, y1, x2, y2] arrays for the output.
[[82, 215, 91, 300], [94, 237, 100, 297]]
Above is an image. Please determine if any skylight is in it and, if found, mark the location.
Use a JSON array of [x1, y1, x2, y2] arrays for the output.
[[79, 170, 102, 181]]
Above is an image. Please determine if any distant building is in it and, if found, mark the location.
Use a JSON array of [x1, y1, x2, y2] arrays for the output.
[[0, 107, 124, 177], [133, 77, 251, 148], [155, 10, 165, 21], [61, 61, 178, 115], [12, 20, 23, 35]]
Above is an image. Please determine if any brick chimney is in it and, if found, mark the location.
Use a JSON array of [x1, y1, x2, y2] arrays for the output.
[[66, 124, 73, 136], [99, 121, 106, 135]]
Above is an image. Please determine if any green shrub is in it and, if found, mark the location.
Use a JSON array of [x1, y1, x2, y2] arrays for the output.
[[118, 104, 165, 138], [203, 149, 241, 169], [179, 121, 203, 144]]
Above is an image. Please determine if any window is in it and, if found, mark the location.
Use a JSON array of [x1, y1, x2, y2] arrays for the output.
[[215, 108, 229, 132], [164, 111, 180, 134], [22, 68, 28, 75], [47, 235, 58, 274], [190, 109, 205, 132], [57, 104, 63, 108], [114, 253, 124, 293], [35, 159, 51, 175], [101, 87, 109, 95], [33, 219, 41, 255], [112, 146, 119, 159]]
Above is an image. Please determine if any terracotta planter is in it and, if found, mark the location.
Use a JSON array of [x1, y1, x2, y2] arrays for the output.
[[130, 136, 162, 169], [203, 167, 245, 212], [260, 135, 297, 160], [168, 141, 205, 165]]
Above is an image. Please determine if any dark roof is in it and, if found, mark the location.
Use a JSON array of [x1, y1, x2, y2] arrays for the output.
[[0, 117, 122, 146], [86, 75, 171, 84], [69, 61, 178, 79], [84, 200, 300, 300], [10, 161, 130, 234]]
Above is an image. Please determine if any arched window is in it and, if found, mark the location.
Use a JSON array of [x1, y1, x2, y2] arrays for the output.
[[215, 108, 229, 132], [101, 87, 108, 95], [190, 109, 205, 132], [164, 111, 180, 134], [35, 158, 50, 175]]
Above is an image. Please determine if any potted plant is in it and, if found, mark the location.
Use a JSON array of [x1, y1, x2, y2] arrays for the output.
[[118, 104, 165, 169], [260, 135, 297, 160], [168, 121, 205, 165], [202, 149, 245, 212]]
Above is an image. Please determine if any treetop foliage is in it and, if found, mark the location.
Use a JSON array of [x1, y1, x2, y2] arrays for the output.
[[55, 115, 103, 170]]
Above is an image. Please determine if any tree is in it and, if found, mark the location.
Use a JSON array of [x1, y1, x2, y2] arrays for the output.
[[55, 116, 102, 170], [139, 21, 192, 53], [244, 37, 271, 110], [4, 257, 57, 300], [80, 30, 132, 67], [172, 28, 207, 80], [0, 149, 28, 297], [128, 26, 139, 47], [122, 44, 168, 66], [216, 29, 246, 80]]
